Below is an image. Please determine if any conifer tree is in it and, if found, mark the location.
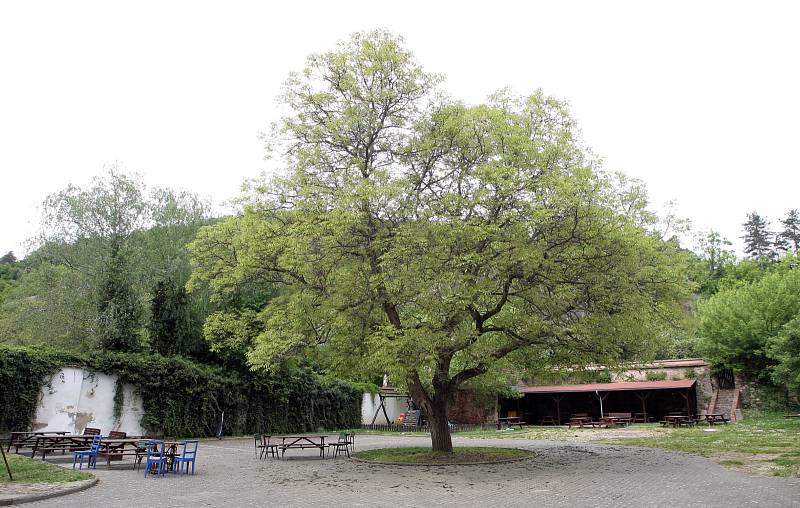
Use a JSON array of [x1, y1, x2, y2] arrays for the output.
[[778, 209, 800, 254], [742, 212, 775, 261]]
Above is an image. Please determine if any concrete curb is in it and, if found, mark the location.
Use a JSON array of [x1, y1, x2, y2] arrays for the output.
[[351, 450, 536, 467], [0, 477, 98, 506]]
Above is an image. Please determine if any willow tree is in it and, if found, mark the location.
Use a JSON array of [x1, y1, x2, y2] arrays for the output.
[[189, 31, 688, 452]]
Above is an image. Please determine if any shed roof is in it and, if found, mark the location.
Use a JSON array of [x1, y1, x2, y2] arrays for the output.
[[518, 379, 696, 394]]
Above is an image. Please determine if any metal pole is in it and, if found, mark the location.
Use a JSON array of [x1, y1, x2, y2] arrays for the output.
[[596, 390, 604, 418]]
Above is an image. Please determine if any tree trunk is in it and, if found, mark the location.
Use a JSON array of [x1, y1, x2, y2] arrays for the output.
[[408, 371, 454, 453], [427, 399, 453, 452]]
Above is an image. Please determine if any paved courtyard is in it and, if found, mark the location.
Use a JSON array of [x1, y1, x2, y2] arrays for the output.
[[27, 434, 800, 507]]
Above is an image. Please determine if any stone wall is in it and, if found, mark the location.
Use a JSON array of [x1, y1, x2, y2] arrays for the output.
[[33, 367, 145, 436], [447, 390, 496, 424], [608, 359, 714, 414]]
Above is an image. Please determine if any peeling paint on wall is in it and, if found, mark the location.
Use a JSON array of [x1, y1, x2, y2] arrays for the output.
[[33, 367, 145, 436]]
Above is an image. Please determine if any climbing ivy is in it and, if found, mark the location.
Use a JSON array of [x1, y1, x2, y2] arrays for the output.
[[0, 345, 361, 436]]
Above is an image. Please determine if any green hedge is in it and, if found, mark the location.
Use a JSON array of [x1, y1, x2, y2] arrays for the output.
[[0, 345, 361, 436]]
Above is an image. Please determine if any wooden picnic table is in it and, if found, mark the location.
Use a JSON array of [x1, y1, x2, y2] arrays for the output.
[[98, 438, 152, 468], [275, 435, 327, 459], [7, 431, 69, 453], [568, 416, 595, 429], [702, 413, 728, 425], [497, 417, 525, 430], [29, 434, 93, 460], [539, 415, 558, 426], [598, 416, 630, 427], [662, 415, 694, 427]]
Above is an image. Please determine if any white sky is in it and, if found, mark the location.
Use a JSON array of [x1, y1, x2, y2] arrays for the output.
[[1, 0, 798, 257]]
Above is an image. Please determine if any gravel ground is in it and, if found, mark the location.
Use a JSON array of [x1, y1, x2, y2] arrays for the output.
[[23, 434, 800, 507]]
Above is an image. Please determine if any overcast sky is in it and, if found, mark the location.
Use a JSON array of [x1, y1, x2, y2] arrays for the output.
[[1, 1, 798, 257]]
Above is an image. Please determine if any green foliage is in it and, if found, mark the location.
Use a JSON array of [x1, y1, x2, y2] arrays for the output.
[[0, 169, 210, 352], [684, 367, 697, 379], [743, 382, 800, 413], [96, 248, 142, 352], [645, 371, 667, 381], [0, 346, 66, 432], [0, 345, 361, 436], [697, 260, 800, 388], [149, 278, 195, 356]]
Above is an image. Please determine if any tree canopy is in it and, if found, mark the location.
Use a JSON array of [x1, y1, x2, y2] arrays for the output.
[[697, 256, 800, 391], [190, 31, 690, 451]]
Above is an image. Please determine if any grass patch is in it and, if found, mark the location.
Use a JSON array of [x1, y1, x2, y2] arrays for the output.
[[0, 454, 93, 484], [354, 446, 533, 465], [602, 412, 800, 476], [719, 459, 745, 466]]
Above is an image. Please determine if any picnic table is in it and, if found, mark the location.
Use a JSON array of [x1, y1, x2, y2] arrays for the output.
[[568, 416, 595, 429], [6, 431, 69, 453], [98, 438, 152, 468], [539, 415, 558, 426], [275, 436, 327, 459], [661, 415, 694, 427], [702, 413, 728, 425], [29, 434, 95, 459], [497, 417, 525, 430]]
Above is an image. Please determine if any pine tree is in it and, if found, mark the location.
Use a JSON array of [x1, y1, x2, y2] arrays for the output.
[[0, 251, 16, 264], [778, 209, 800, 254], [742, 212, 775, 261]]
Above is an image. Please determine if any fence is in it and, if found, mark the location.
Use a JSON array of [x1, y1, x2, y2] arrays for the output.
[[360, 422, 496, 433]]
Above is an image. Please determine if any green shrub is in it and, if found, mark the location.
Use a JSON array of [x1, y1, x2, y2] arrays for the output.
[[0, 345, 361, 436], [645, 371, 667, 381]]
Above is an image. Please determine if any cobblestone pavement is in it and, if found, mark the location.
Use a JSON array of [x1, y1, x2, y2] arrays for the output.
[[26, 435, 800, 507]]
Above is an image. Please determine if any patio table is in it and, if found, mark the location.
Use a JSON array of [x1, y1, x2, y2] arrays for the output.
[[274, 436, 327, 459]]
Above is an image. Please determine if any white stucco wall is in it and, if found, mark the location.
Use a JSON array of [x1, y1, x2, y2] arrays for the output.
[[32, 367, 145, 436], [361, 393, 408, 424]]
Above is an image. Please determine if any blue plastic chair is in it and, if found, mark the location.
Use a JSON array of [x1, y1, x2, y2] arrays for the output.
[[143, 440, 167, 478], [173, 440, 198, 475], [72, 435, 102, 469]]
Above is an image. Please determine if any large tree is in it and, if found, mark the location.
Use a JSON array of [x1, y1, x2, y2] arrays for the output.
[[698, 257, 800, 390], [0, 167, 210, 351], [777, 209, 800, 255], [742, 212, 775, 261], [190, 31, 689, 451]]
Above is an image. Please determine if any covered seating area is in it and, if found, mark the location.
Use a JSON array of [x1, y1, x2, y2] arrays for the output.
[[499, 379, 699, 425]]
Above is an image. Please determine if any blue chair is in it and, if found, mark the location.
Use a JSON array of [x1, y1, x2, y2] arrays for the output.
[[143, 440, 167, 478], [173, 440, 198, 475], [72, 435, 102, 469]]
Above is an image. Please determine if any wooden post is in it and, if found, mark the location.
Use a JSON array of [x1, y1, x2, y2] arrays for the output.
[[370, 392, 391, 425], [634, 391, 651, 420], [552, 394, 564, 424], [1, 443, 12, 481]]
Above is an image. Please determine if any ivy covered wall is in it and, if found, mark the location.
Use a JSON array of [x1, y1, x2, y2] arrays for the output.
[[0, 345, 361, 436]]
